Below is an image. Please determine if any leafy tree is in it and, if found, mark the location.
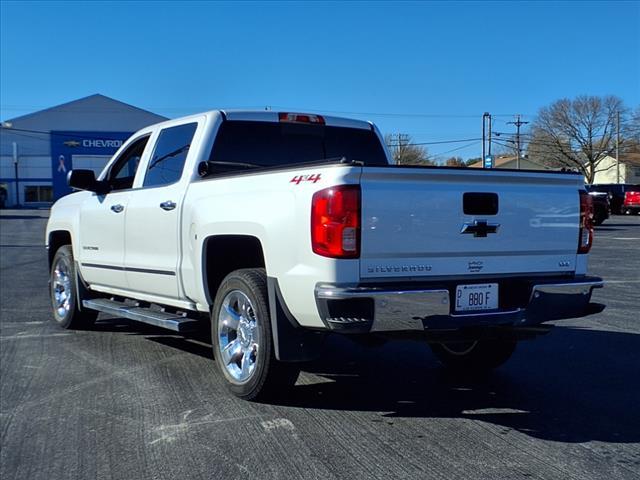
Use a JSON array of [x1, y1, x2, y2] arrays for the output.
[[528, 95, 634, 183]]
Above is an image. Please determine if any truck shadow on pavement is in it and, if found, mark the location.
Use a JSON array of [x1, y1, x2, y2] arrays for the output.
[[96, 318, 640, 445], [596, 221, 640, 229], [280, 326, 640, 445], [93, 318, 215, 360]]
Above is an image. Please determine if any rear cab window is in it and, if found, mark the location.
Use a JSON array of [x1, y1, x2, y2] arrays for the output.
[[208, 121, 388, 174]]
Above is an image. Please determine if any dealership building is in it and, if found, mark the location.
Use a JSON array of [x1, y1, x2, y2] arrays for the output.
[[0, 94, 167, 207]]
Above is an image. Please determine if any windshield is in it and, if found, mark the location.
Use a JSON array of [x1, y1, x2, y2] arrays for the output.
[[209, 120, 388, 168]]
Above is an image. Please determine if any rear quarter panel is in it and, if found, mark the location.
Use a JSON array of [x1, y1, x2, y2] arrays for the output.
[[182, 165, 361, 328]]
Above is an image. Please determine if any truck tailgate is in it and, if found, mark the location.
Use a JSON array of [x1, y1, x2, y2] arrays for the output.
[[359, 167, 583, 280]]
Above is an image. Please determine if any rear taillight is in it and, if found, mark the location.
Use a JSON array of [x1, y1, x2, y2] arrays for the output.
[[279, 112, 325, 124], [578, 190, 593, 254], [624, 191, 640, 206], [311, 185, 360, 258]]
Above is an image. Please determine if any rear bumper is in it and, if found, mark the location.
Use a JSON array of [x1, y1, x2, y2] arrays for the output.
[[315, 276, 604, 333]]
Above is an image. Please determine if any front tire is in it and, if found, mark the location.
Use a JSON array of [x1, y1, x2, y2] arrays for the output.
[[211, 268, 299, 401], [430, 339, 517, 372], [50, 245, 98, 329]]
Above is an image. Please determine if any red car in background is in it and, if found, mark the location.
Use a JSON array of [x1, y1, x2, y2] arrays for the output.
[[586, 184, 640, 215], [623, 189, 640, 214]]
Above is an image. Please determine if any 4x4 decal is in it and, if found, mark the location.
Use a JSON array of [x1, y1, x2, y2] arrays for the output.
[[290, 173, 322, 185]]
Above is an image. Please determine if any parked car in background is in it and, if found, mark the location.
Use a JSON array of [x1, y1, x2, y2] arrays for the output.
[[586, 184, 640, 215], [623, 188, 640, 214], [588, 191, 610, 225]]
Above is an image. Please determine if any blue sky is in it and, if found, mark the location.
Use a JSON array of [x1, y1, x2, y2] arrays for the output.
[[1, 0, 639, 160]]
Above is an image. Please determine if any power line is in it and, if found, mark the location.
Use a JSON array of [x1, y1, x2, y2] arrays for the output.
[[429, 141, 481, 159], [496, 127, 640, 140], [491, 138, 639, 158], [386, 137, 483, 147], [1, 103, 528, 119]]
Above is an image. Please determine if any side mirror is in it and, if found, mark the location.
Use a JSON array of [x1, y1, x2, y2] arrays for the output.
[[197, 161, 209, 178], [67, 169, 109, 194]]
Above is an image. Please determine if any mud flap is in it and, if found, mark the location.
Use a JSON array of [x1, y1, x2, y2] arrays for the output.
[[267, 277, 325, 362]]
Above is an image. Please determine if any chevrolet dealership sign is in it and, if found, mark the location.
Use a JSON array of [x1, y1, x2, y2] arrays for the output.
[[51, 131, 132, 200]]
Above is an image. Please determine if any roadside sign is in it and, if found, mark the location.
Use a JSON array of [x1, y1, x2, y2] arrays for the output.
[[484, 155, 494, 168]]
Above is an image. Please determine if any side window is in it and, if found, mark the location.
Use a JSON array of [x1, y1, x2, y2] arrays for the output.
[[107, 136, 150, 190], [143, 123, 197, 188]]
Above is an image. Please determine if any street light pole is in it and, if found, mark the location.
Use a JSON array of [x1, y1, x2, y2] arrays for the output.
[[12, 142, 19, 207], [482, 112, 489, 168]]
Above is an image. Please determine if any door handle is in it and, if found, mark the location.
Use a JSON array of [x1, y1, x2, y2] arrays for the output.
[[110, 204, 124, 213], [160, 200, 176, 211]]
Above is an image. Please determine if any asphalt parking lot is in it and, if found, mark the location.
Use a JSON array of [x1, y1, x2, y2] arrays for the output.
[[1, 210, 639, 480]]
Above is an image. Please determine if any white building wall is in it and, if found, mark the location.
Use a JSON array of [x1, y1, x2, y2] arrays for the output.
[[590, 156, 640, 184], [591, 156, 622, 184], [626, 164, 640, 183]]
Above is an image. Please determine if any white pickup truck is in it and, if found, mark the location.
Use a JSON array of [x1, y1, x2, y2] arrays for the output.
[[46, 110, 604, 400]]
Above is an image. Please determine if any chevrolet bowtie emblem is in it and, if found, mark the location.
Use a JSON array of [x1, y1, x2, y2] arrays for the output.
[[63, 140, 81, 147], [460, 220, 500, 237]]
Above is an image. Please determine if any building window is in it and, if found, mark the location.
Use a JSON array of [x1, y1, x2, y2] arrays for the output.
[[24, 185, 53, 203], [633, 166, 640, 177]]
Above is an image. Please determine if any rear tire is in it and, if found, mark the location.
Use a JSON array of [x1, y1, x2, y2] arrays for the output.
[[593, 212, 605, 226], [211, 268, 299, 401], [430, 339, 517, 372], [50, 245, 98, 329]]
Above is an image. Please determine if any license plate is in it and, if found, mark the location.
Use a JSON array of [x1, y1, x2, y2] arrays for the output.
[[455, 283, 499, 312]]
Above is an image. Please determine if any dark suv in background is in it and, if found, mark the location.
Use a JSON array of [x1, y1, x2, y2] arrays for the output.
[[587, 191, 611, 225], [586, 184, 640, 215]]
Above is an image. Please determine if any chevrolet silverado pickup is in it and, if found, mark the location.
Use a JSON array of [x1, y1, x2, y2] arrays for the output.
[[46, 110, 604, 400]]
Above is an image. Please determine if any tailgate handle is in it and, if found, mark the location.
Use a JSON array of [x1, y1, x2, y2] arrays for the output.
[[463, 192, 498, 215]]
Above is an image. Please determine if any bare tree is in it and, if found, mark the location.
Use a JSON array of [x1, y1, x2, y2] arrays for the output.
[[445, 156, 467, 167], [629, 106, 640, 145], [491, 141, 518, 158], [526, 128, 571, 169], [384, 134, 432, 165], [529, 95, 628, 183]]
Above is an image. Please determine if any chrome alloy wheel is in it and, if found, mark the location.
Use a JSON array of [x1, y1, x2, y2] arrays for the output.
[[52, 258, 73, 318], [217, 290, 260, 383]]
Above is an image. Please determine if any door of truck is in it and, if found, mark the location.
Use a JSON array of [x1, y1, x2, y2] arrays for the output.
[[78, 135, 150, 289], [123, 122, 199, 300]]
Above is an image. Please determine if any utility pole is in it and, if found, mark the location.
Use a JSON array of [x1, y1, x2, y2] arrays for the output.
[[389, 133, 410, 165], [616, 110, 620, 183], [487, 114, 492, 157], [507, 114, 529, 169]]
